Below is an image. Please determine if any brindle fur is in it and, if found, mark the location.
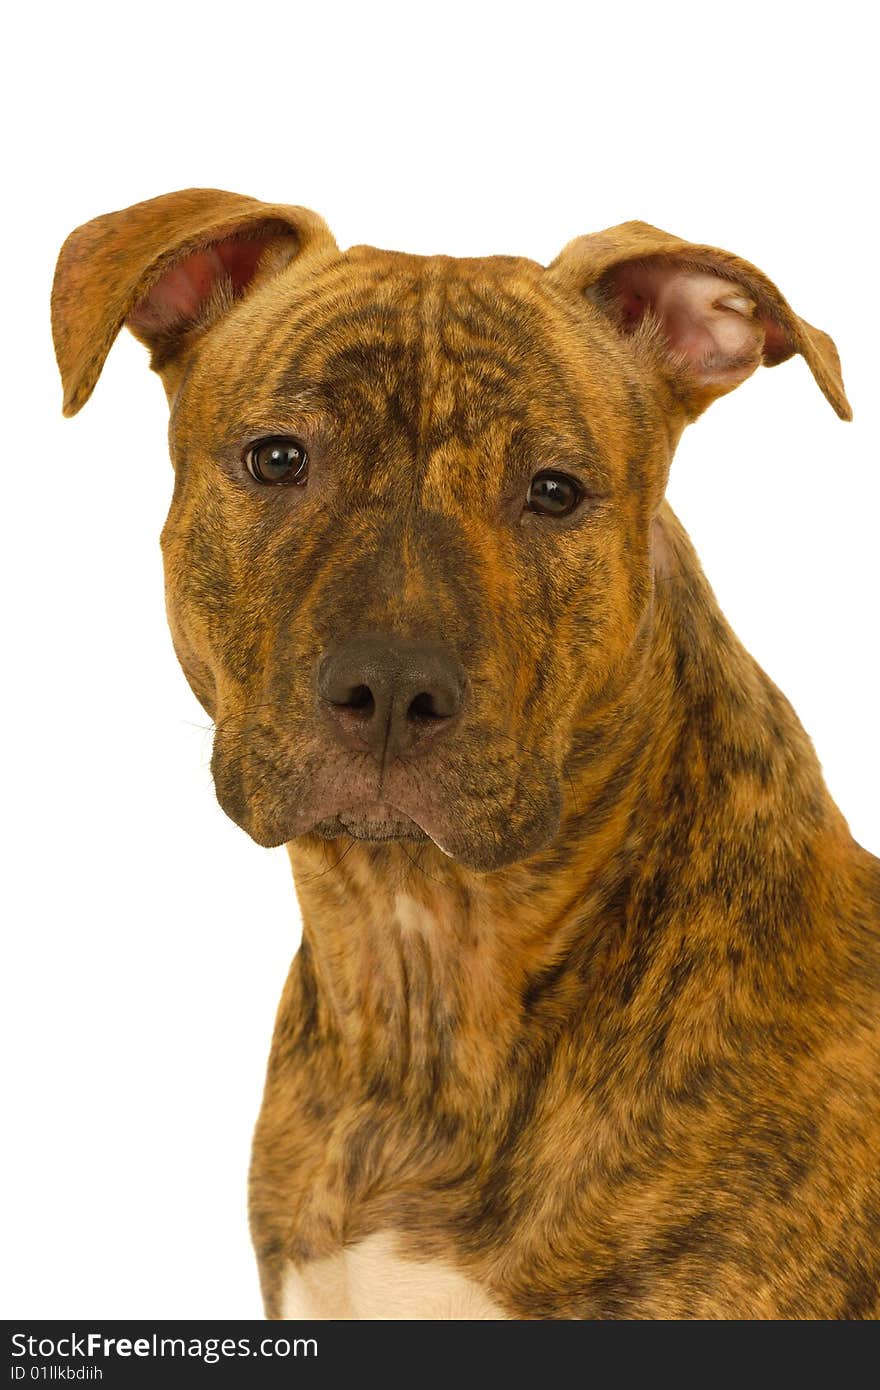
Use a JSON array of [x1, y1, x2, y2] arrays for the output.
[[52, 191, 879, 1319]]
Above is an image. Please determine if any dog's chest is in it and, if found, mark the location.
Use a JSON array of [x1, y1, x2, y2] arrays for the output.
[[279, 1231, 507, 1320]]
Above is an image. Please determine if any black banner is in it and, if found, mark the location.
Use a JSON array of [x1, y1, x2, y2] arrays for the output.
[[2, 1318, 871, 1385]]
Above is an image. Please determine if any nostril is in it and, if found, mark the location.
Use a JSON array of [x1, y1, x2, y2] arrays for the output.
[[407, 689, 457, 721], [405, 692, 444, 722], [343, 683, 374, 714]]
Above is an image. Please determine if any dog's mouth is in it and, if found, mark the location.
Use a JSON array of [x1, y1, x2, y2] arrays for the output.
[[211, 721, 563, 870], [312, 801, 429, 844]]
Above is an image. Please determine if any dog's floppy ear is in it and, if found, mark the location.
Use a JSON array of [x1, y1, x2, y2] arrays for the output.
[[547, 221, 851, 421], [52, 188, 336, 416]]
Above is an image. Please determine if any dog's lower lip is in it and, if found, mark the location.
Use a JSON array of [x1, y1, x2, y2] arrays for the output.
[[316, 800, 428, 842], [339, 806, 408, 832]]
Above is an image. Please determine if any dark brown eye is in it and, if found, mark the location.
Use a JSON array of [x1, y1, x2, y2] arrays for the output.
[[526, 471, 582, 517], [245, 437, 309, 485]]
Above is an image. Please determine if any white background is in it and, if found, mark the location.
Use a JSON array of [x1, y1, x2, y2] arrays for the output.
[[2, 1, 877, 1319]]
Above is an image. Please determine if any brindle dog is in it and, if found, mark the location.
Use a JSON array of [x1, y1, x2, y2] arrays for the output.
[[52, 191, 879, 1319]]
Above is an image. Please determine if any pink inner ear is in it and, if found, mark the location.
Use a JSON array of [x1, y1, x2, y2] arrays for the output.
[[605, 259, 779, 386], [128, 235, 277, 335]]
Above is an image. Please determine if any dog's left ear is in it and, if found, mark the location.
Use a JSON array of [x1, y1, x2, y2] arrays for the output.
[[52, 188, 337, 416], [547, 221, 851, 421]]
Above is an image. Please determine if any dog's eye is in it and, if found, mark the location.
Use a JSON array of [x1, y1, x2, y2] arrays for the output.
[[526, 471, 582, 517], [245, 437, 309, 486]]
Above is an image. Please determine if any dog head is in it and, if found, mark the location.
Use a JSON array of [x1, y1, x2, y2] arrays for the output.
[[53, 190, 850, 871]]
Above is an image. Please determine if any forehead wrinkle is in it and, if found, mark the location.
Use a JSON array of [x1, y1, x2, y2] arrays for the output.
[[412, 271, 615, 497], [401, 267, 546, 492], [261, 276, 414, 430], [266, 254, 390, 362], [472, 279, 614, 460], [270, 310, 409, 413], [196, 254, 355, 404]]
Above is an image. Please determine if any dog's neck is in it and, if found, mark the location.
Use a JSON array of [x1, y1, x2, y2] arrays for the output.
[[284, 504, 846, 1110]]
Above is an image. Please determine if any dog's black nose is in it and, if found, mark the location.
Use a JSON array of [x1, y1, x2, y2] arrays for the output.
[[317, 635, 464, 761]]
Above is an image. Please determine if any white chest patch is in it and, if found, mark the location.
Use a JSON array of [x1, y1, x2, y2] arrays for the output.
[[279, 1231, 508, 1320], [393, 892, 437, 935]]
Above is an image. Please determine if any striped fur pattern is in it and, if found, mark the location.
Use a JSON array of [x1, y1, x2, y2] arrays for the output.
[[53, 191, 879, 1318]]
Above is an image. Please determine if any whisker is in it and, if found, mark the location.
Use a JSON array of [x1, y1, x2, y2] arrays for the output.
[[295, 837, 358, 886], [396, 840, 449, 891], [492, 729, 583, 819]]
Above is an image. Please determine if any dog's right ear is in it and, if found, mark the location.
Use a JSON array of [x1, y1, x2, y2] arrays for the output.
[[52, 188, 336, 416]]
